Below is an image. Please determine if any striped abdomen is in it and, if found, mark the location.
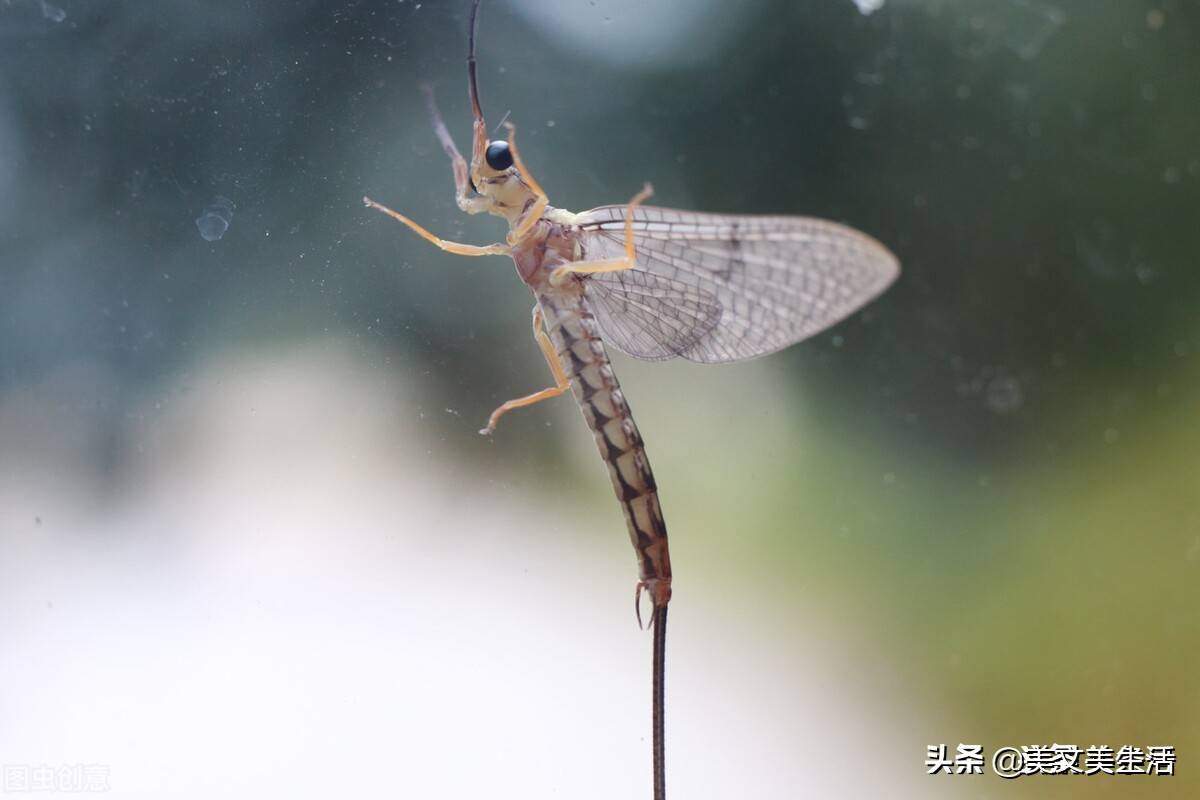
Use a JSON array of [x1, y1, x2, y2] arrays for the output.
[[539, 291, 673, 609]]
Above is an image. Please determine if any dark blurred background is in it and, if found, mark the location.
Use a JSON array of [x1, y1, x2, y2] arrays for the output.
[[2, 0, 1197, 797]]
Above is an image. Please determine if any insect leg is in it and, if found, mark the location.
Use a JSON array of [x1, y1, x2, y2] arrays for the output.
[[363, 196, 510, 257], [480, 305, 570, 436], [421, 85, 491, 215], [548, 183, 654, 286], [502, 122, 549, 245]]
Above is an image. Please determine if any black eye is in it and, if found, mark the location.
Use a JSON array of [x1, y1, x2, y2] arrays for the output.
[[485, 140, 513, 171]]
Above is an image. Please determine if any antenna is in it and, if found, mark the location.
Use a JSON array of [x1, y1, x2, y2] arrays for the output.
[[467, 0, 484, 124]]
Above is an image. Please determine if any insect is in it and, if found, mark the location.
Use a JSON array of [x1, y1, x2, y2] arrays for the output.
[[364, 2, 899, 797]]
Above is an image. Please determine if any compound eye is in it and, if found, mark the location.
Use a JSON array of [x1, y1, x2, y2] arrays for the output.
[[485, 140, 514, 171]]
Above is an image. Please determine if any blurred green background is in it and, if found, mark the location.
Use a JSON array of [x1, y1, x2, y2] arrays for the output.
[[2, 0, 1197, 797]]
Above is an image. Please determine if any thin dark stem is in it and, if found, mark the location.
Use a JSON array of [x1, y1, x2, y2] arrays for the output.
[[467, 0, 484, 124], [652, 604, 668, 800]]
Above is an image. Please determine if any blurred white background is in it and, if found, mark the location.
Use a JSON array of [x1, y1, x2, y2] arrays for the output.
[[1, 345, 949, 798]]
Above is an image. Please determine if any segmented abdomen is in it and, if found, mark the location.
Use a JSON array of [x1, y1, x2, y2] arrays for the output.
[[538, 290, 673, 608]]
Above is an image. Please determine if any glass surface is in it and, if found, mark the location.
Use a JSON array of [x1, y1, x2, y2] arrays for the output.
[[2, 1, 1196, 797]]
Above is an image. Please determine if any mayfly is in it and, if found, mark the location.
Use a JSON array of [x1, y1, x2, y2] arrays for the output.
[[363, 2, 899, 797]]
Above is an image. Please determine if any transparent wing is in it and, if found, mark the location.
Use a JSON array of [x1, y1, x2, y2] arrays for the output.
[[575, 205, 900, 363], [585, 268, 723, 361]]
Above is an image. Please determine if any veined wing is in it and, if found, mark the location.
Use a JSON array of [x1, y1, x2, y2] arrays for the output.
[[575, 205, 900, 363], [584, 268, 723, 361]]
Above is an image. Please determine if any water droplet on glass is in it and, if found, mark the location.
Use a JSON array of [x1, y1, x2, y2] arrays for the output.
[[40, 1, 66, 22], [851, 0, 885, 15], [985, 375, 1024, 415], [1005, 0, 1065, 61], [196, 196, 234, 242], [843, 90, 878, 130]]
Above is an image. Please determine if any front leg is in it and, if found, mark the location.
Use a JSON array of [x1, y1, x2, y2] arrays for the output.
[[480, 305, 571, 436], [548, 183, 653, 286], [363, 196, 510, 257], [421, 84, 490, 216], [502, 122, 549, 246]]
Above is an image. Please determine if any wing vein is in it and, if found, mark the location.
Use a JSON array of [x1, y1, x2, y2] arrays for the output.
[[573, 204, 899, 363]]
